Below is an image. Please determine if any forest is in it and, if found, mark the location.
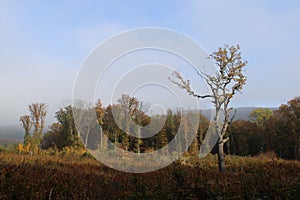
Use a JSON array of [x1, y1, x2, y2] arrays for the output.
[[23, 95, 298, 161], [42, 95, 300, 160]]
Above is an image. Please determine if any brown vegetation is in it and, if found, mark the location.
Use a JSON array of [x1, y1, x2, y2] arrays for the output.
[[0, 152, 299, 199]]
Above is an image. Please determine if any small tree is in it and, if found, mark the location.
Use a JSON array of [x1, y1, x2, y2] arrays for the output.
[[20, 103, 47, 153], [170, 44, 247, 172], [55, 105, 78, 148], [29, 102, 48, 151], [17, 143, 24, 154], [19, 115, 32, 146]]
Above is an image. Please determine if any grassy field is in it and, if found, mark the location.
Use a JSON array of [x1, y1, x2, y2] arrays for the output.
[[0, 152, 299, 199]]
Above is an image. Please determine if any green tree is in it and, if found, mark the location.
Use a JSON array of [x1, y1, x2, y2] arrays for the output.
[[55, 105, 80, 149], [250, 108, 273, 129], [249, 108, 273, 153], [40, 123, 63, 149], [103, 104, 122, 149], [41, 105, 83, 150]]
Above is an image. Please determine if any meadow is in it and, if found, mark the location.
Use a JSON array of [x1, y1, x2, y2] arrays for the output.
[[0, 151, 299, 199]]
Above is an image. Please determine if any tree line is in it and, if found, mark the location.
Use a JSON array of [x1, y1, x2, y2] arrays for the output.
[[20, 95, 209, 156], [19, 96, 300, 161]]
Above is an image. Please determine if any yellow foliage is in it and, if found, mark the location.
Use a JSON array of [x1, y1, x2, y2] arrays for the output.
[[62, 146, 71, 154], [77, 148, 86, 155], [17, 143, 24, 153], [24, 143, 31, 153], [61, 146, 86, 155]]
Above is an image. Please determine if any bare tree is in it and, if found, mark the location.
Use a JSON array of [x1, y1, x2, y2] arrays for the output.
[[170, 44, 247, 172]]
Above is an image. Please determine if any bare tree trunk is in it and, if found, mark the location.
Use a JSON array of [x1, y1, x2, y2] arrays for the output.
[[218, 139, 226, 173], [85, 130, 90, 150], [85, 134, 88, 150], [137, 141, 140, 155]]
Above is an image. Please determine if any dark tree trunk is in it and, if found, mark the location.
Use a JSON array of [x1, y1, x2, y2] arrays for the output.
[[218, 140, 226, 173], [226, 139, 231, 155]]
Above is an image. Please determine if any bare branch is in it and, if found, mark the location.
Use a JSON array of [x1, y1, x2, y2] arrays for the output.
[[169, 71, 213, 99]]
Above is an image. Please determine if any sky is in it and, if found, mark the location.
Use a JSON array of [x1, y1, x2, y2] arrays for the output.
[[0, 0, 300, 126]]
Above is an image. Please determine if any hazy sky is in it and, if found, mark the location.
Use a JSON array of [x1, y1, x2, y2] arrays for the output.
[[1, 0, 300, 125]]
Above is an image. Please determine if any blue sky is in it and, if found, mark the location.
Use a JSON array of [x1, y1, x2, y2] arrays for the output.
[[1, 0, 300, 125]]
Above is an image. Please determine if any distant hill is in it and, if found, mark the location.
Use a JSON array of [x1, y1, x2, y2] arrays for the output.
[[200, 107, 278, 121], [0, 124, 51, 141], [0, 139, 22, 146], [0, 125, 23, 140]]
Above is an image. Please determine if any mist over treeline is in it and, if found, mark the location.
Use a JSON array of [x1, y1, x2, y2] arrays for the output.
[[8, 95, 298, 161]]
